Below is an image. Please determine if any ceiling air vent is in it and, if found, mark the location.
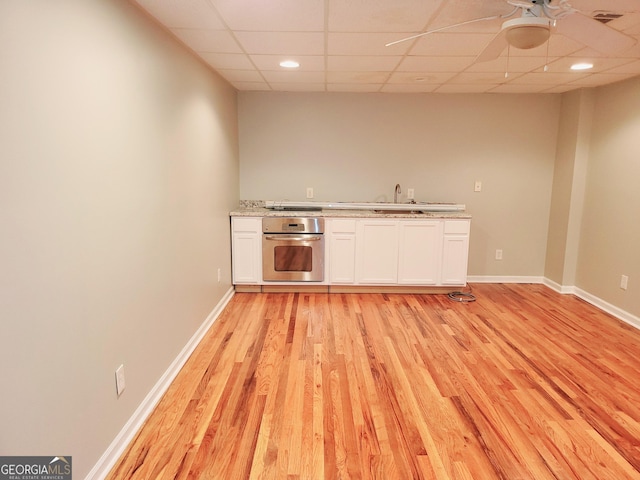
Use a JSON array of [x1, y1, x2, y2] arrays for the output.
[[592, 11, 623, 24]]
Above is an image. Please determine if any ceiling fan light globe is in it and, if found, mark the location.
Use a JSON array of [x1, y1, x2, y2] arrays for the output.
[[503, 17, 551, 49]]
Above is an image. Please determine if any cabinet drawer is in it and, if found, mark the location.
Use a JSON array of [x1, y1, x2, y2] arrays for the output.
[[232, 217, 261, 233], [330, 219, 357, 233], [444, 220, 470, 235]]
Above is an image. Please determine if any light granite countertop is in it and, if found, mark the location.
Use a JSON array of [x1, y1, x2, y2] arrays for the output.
[[230, 203, 472, 219]]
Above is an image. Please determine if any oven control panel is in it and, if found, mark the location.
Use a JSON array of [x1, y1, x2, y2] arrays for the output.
[[262, 217, 324, 234]]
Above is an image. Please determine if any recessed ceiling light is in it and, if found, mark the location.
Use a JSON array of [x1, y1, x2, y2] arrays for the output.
[[279, 60, 300, 69], [571, 62, 594, 71]]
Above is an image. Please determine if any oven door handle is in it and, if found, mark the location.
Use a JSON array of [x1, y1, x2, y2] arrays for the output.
[[264, 235, 324, 241]]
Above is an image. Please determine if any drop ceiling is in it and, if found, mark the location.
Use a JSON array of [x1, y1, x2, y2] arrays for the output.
[[132, 0, 640, 93]]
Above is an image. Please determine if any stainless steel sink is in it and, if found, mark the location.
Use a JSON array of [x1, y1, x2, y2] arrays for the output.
[[373, 209, 424, 214], [265, 200, 466, 212]]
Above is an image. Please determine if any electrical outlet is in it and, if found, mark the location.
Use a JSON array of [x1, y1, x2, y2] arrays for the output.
[[306, 187, 314, 199], [621, 275, 629, 290], [474, 180, 482, 192], [407, 188, 415, 200], [217, 268, 221, 283], [115, 364, 126, 396], [495, 249, 503, 260]]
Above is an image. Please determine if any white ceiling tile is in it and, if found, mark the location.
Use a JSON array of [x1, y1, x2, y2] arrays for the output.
[[261, 70, 325, 83], [508, 72, 588, 85], [327, 71, 390, 84], [568, 72, 637, 86], [541, 84, 582, 93], [569, 0, 640, 15], [171, 28, 242, 53], [270, 83, 326, 92], [210, 0, 324, 31], [605, 59, 640, 74], [569, 46, 628, 59], [397, 56, 475, 72], [411, 33, 496, 56], [448, 71, 521, 84], [623, 18, 640, 35], [328, 33, 412, 56], [604, 13, 640, 36], [465, 56, 553, 73], [328, 0, 443, 33], [216, 69, 265, 82], [250, 55, 325, 71], [327, 84, 382, 92], [234, 32, 324, 55], [328, 56, 401, 71], [200, 53, 255, 70], [133, 0, 224, 29], [542, 56, 636, 73], [387, 71, 457, 84], [381, 84, 439, 93], [425, 0, 514, 31], [488, 83, 558, 94], [134, 0, 640, 93], [621, 40, 640, 56], [229, 81, 270, 91], [435, 83, 495, 93]]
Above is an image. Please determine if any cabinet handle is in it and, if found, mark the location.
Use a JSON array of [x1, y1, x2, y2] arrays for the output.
[[264, 235, 323, 241]]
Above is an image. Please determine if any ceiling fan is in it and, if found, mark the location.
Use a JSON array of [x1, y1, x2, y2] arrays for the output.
[[387, 0, 637, 63]]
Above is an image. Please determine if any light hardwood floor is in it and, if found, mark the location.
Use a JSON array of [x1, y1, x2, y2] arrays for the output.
[[107, 284, 640, 479]]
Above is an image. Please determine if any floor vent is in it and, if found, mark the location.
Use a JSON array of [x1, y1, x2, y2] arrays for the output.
[[592, 12, 623, 24]]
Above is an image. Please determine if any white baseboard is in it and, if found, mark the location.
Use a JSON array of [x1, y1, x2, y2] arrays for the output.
[[467, 275, 544, 284], [572, 287, 640, 330], [469, 275, 640, 331], [85, 287, 235, 480]]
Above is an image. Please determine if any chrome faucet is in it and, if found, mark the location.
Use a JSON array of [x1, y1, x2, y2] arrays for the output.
[[394, 183, 401, 203]]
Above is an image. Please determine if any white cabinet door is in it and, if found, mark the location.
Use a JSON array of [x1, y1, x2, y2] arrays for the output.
[[327, 219, 357, 284], [398, 221, 443, 285], [329, 235, 356, 283], [441, 220, 470, 285], [356, 220, 398, 284], [232, 217, 262, 284]]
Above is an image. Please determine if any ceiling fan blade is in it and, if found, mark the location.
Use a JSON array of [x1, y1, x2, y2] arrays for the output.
[[568, 0, 640, 15], [555, 11, 636, 54], [475, 28, 509, 62], [385, 13, 509, 47]]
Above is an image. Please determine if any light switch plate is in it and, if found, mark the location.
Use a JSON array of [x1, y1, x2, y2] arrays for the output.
[[115, 364, 126, 396]]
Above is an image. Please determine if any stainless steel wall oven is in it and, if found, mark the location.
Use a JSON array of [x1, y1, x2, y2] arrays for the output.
[[262, 217, 324, 282]]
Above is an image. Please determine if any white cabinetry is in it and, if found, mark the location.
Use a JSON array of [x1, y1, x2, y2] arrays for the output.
[[398, 221, 443, 285], [356, 220, 399, 284], [231, 217, 261, 284], [232, 215, 471, 288], [327, 219, 357, 284], [441, 220, 470, 285], [327, 217, 470, 287]]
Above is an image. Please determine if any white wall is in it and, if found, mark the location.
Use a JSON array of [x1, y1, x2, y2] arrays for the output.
[[239, 91, 561, 277], [545, 89, 594, 288], [576, 77, 640, 317], [0, 1, 238, 477]]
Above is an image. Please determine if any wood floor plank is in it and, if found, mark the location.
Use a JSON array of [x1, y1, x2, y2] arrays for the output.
[[107, 284, 640, 479]]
